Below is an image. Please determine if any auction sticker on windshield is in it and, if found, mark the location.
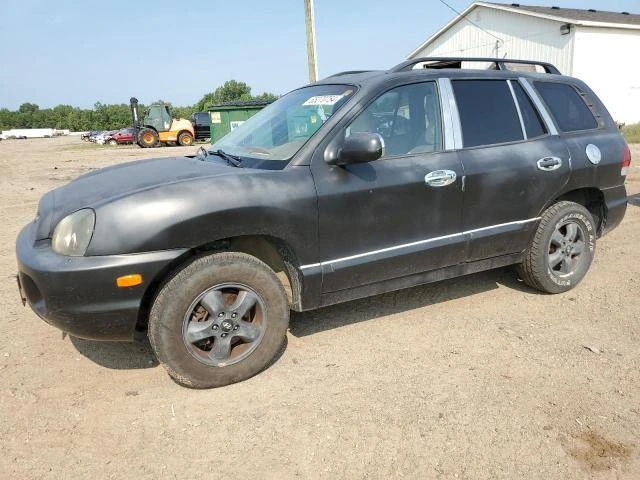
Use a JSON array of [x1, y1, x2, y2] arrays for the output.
[[303, 95, 344, 106]]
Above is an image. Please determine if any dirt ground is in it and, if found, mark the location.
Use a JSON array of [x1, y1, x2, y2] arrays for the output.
[[0, 135, 638, 479]]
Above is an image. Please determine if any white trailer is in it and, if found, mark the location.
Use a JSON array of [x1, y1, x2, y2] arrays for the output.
[[0, 128, 55, 139]]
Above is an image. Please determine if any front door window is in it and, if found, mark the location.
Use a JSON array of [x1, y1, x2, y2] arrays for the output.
[[346, 82, 442, 157]]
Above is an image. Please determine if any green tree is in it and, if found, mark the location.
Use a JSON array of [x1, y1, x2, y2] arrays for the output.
[[0, 81, 279, 131], [91, 102, 132, 130], [253, 91, 279, 101], [171, 105, 196, 120], [18, 102, 39, 114], [0, 108, 13, 129], [193, 80, 278, 112], [195, 80, 253, 111]]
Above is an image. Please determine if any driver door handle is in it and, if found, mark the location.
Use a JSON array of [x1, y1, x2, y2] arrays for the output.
[[425, 170, 457, 187]]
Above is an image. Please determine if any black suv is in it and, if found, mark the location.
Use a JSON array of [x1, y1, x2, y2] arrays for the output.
[[16, 58, 631, 388], [191, 111, 211, 141]]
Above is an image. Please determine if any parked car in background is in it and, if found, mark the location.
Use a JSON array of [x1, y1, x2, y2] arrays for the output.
[[86, 131, 104, 143], [107, 128, 136, 145], [192, 112, 211, 141], [94, 130, 118, 145], [82, 131, 101, 141]]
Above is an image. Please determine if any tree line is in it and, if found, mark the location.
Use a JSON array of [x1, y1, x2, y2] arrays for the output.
[[0, 80, 278, 132]]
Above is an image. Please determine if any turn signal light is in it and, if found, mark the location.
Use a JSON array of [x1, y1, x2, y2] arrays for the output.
[[116, 274, 143, 288]]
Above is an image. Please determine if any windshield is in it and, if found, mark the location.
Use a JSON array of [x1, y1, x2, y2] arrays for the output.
[[209, 84, 355, 163]]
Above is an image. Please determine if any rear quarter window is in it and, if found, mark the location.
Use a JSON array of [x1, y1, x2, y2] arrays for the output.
[[512, 82, 547, 139], [534, 82, 598, 132]]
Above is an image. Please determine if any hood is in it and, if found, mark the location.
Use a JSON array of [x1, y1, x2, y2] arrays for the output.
[[34, 156, 236, 240]]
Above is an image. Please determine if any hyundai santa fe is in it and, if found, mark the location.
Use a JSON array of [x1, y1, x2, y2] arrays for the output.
[[16, 57, 631, 388]]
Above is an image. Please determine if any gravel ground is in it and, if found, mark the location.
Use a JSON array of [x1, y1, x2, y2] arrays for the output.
[[0, 136, 639, 479]]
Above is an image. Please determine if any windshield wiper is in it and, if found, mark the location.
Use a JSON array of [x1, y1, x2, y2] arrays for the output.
[[211, 149, 243, 167]]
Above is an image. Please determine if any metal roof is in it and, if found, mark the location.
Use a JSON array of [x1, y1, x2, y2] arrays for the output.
[[488, 2, 640, 26], [408, 1, 640, 59]]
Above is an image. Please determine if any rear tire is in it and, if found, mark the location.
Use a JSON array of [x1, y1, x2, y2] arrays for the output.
[[137, 128, 159, 148], [148, 252, 289, 388], [517, 201, 596, 293], [178, 131, 194, 146]]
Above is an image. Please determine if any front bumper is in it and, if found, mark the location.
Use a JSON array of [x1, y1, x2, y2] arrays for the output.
[[16, 222, 188, 341]]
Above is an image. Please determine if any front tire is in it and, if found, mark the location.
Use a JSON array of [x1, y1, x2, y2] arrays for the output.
[[137, 128, 159, 148], [148, 252, 289, 388], [108, 139, 117, 145], [517, 201, 596, 293]]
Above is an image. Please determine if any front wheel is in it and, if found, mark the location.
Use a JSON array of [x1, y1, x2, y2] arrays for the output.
[[517, 201, 596, 293], [148, 252, 289, 388], [108, 139, 117, 145], [137, 128, 159, 148]]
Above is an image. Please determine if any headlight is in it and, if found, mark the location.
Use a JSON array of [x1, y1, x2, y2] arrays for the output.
[[51, 209, 95, 256]]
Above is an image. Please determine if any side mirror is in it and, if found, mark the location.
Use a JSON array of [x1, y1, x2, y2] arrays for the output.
[[326, 132, 384, 166]]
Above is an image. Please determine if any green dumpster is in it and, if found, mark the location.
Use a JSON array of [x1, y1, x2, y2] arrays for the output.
[[207, 100, 273, 144]]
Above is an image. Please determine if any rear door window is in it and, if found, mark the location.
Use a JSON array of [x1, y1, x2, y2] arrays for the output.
[[512, 82, 547, 139], [534, 82, 598, 132], [452, 80, 523, 148]]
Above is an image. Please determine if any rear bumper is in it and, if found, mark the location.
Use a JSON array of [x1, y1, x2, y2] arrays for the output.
[[601, 185, 628, 236], [16, 223, 187, 341]]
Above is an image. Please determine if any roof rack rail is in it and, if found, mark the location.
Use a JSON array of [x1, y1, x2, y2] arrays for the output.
[[389, 57, 561, 75]]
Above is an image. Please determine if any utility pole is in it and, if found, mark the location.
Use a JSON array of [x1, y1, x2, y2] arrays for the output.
[[304, 0, 318, 83]]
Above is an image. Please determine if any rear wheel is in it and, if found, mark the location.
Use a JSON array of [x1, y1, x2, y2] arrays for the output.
[[138, 128, 159, 148], [178, 131, 194, 146], [517, 201, 596, 293], [148, 252, 289, 388]]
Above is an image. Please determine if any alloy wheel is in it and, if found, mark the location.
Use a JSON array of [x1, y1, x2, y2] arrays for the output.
[[182, 283, 266, 366]]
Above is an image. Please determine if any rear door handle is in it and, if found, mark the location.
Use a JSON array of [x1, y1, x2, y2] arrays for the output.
[[537, 156, 562, 171], [425, 169, 457, 187]]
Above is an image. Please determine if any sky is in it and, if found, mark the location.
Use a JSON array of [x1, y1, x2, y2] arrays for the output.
[[0, 0, 638, 109]]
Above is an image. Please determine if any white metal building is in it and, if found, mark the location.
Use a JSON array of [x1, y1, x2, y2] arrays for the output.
[[408, 2, 640, 124]]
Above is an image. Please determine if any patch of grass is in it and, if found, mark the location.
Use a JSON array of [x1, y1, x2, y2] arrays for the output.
[[622, 122, 640, 144], [62, 142, 133, 152], [62, 142, 106, 151]]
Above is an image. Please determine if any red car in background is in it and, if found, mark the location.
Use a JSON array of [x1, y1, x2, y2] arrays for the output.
[[107, 128, 136, 145]]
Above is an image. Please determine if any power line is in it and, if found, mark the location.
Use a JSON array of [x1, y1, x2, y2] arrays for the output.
[[433, 27, 562, 56], [438, 0, 504, 44]]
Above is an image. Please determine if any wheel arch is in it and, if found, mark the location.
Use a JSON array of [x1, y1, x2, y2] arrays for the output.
[[550, 187, 606, 236], [136, 235, 303, 331]]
